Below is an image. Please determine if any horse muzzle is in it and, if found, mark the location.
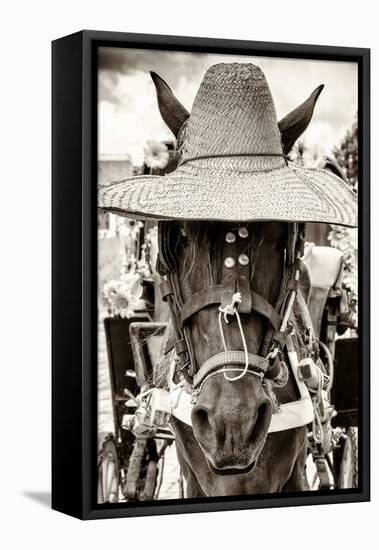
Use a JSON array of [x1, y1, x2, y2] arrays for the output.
[[191, 366, 272, 476]]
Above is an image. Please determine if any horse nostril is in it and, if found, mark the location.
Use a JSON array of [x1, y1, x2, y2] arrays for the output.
[[192, 405, 211, 435], [248, 401, 271, 441]]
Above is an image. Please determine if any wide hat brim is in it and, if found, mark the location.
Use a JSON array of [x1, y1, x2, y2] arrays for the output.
[[98, 159, 357, 227]]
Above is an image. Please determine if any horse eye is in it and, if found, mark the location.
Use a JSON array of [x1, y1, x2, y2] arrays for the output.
[[180, 227, 187, 237]]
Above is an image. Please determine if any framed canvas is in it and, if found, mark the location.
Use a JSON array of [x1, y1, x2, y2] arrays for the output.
[[52, 30, 370, 520]]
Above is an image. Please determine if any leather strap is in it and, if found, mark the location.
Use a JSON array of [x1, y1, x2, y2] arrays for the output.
[[179, 285, 282, 332], [221, 239, 236, 308], [180, 286, 222, 323], [250, 291, 282, 332], [174, 339, 187, 355], [193, 351, 269, 389], [159, 278, 174, 301], [236, 235, 252, 313], [287, 223, 297, 267]]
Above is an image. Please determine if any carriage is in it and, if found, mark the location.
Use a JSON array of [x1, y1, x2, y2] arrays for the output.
[[97, 316, 181, 503], [98, 62, 358, 501]]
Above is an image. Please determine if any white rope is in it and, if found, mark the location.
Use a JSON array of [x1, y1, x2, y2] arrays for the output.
[[306, 361, 331, 396], [218, 292, 250, 382]]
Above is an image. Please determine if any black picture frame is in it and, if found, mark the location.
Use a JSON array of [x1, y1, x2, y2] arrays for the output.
[[52, 30, 370, 520]]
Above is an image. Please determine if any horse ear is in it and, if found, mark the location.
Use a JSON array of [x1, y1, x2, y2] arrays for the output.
[[278, 85, 324, 155], [323, 155, 348, 182], [150, 71, 190, 138]]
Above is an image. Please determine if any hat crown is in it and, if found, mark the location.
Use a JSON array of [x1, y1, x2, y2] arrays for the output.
[[181, 63, 283, 163]]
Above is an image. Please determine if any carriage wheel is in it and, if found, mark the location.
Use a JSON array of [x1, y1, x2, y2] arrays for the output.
[[142, 460, 158, 500], [124, 438, 160, 501], [97, 434, 120, 503], [339, 427, 358, 489]]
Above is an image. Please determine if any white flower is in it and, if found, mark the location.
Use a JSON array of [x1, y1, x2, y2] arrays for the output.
[[143, 140, 169, 169], [103, 272, 143, 318], [120, 272, 143, 300], [103, 280, 121, 302], [110, 288, 134, 319]]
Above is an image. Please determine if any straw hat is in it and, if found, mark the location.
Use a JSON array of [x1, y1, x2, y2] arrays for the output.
[[98, 63, 357, 227]]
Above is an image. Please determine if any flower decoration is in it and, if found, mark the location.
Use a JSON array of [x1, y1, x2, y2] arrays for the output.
[[121, 272, 143, 298], [103, 272, 143, 318], [103, 280, 120, 303], [143, 140, 169, 170]]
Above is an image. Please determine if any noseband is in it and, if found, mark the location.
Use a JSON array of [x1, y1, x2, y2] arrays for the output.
[[156, 221, 305, 398]]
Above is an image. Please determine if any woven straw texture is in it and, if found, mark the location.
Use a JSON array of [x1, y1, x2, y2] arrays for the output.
[[180, 63, 282, 163], [98, 63, 357, 227]]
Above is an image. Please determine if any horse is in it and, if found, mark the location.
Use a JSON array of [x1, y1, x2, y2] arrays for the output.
[[148, 70, 326, 497]]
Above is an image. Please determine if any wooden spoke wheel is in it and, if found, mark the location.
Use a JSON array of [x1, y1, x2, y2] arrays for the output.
[[97, 434, 120, 503], [123, 438, 159, 501], [339, 427, 358, 489], [142, 460, 158, 501]]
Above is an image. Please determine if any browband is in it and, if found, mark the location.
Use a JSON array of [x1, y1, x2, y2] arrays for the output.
[[178, 285, 282, 331]]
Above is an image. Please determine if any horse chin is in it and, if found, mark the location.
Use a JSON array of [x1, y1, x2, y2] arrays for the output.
[[205, 457, 258, 476]]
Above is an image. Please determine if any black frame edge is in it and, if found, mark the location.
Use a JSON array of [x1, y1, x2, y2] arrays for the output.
[[86, 29, 369, 60], [358, 47, 370, 501], [52, 31, 85, 519], [53, 30, 370, 520]]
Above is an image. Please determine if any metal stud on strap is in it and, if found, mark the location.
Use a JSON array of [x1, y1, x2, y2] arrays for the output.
[[225, 232, 236, 243], [238, 227, 249, 238], [224, 256, 235, 268], [238, 254, 249, 266]]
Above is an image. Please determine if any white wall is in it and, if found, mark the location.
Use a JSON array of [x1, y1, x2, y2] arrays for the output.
[[1, 1, 377, 549]]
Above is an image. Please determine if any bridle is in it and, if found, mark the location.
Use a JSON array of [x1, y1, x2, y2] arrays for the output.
[[156, 220, 306, 400]]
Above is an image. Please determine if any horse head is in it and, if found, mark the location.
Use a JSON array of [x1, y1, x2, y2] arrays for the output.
[[173, 220, 292, 474], [152, 70, 323, 475]]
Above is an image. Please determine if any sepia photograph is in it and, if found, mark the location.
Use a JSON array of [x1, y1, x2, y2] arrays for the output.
[[3, 0, 375, 540], [97, 46, 359, 504]]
